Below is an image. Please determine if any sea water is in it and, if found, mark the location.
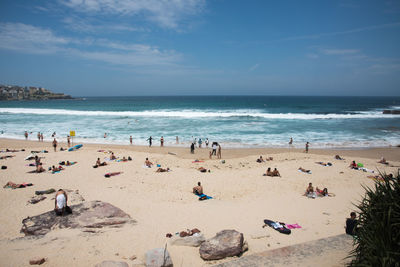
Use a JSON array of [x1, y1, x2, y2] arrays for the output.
[[0, 96, 399, 148]]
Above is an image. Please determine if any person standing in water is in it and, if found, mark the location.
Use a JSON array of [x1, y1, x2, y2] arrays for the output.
[[147, 136, 153, 147], [176, 136, 179, 144], [24, 131, 28, 140], [205, 138, 209, 147], [130, 136, 133, 145], [305, 142, 309, 153], [67, 136, 71, 147], [160, 136, 164, 147], [289, 137, 293, 145]]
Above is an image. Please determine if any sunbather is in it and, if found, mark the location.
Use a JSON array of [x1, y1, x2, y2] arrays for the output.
[[378, 157, 389, 165], [316, 162, 332, 166], [298, 167, 311, 174], [349, 161, 358, 169], [93, 158, 107, 168], [156, 167, 170, 172], [305, 183, 316, 198], [315, 187, 335, 197], [104, 172, 123, 178], [110, 152, 117, 160], [256, 156, 264, 163], [36, 163, 45, 173], [335, 155, 344, 160], [198, 167, 208, 172], [264, 167, 274, 176], [3, 181, 33, 189], [193, 182, 203, 195], [0, 155, 15, 159]]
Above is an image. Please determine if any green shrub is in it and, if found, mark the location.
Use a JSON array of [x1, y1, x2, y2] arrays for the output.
[[348, 171, 400, 267]]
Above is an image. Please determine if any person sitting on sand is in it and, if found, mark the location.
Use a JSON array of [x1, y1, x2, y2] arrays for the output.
[[54, 189, 71, 216], [94, 158, 107, 168], [121, 156, 128, 162], [145, 158, 153, 167], [156, 167, 170, 172], [305, 183, 316, 198], [110, 152, 117, 160], [349, 161, 358, 169], [36, 163, 45, 173], [335, 155, 344, 160], [272, 168, 281, 177], [345, 212, 358, 236], [316, 162, 332, 166], [298, 167, 311, 174], [35, 155, 41, 166], [378, 157, 389, 165], [256, 156, 265, 163], [263, 167, 274, 176], [193, 182, 203, 195]]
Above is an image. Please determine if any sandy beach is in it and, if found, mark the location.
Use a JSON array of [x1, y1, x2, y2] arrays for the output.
[[0, 138, 399, 266]]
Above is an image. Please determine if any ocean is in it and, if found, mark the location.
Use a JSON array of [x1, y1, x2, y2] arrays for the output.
[[0, 96, 399, 149]]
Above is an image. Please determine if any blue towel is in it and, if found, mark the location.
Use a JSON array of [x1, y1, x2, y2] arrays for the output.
[[197, 193, 213, 200]]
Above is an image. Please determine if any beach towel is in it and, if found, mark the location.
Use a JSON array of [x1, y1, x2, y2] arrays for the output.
[[35, 188, 56, 195], [286, 223, 302, 229], [197, 193, 213, 201], [263, 219, 291, 235], [298, 169, 312, 174]]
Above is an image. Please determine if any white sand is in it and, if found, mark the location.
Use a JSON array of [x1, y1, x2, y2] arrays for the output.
[[0, 138, 399, 266]]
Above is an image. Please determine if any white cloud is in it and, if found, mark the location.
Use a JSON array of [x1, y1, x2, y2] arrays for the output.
[[0, 23, 69, 54], [59, 0, 205, 29], [249, 63, 259, 72], [320, 49, 359, 55], [62, 16, 146, 33], [0, 22, 181, 67]]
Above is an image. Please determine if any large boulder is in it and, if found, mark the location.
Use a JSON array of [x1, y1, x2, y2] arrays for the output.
[[145, 248, 173, 267], [21, 201, 135, 236], [199, 230, 245, 260], [94, 261, 129, 267], [170, 233, 205, 247]]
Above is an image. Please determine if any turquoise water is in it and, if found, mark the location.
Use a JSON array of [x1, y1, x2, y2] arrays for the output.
[[0, 96, 399, 148]]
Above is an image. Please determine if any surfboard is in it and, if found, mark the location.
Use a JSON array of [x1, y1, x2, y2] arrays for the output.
[[68, 144, 83, 151]]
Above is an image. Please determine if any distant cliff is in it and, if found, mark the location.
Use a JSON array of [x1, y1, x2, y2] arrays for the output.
[[0, 85, 73, 100]]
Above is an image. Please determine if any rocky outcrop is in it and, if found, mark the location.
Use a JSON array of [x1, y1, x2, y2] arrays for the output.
[[199, 230, 246, 260], [383, 110, 400, 114], [170, 233, 205, 247], [145, 247, 173, 267], [21, 201, 135, 236]]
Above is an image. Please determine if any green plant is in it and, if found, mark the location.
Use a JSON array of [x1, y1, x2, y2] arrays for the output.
[[348, 171, 400, 266]]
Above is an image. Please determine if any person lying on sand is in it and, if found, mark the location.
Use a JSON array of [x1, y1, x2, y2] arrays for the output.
[[0, 155, 15, 159], [104, 172, 123, 178], [298, 167, 311, 174], [193, 182, 203, 195], [51, 165, 64, 172], [156, 167, 170, 172], [198, 167, 209, 173], [36, 163, 45, 173], [377, 157, 389, 165], [316, 162, 332, 166], [256, 156, 265, 163], [316, 187, 335, 197], [4, 149, 25, 152], [3, 181, 33, 189], [335, 155, 344, 160], [145, 158, 153, 167], [54, 189, 72, 216], [349, 161, 358, 169]]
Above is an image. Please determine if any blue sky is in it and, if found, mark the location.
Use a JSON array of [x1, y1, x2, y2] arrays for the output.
[[0, 0, 399, 96]]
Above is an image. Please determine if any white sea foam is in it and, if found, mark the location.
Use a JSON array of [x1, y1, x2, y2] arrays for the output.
[[0, 108, 396, 119]]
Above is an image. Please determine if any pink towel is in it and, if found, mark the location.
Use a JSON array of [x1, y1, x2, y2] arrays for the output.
[[286, 223, 302, 229]]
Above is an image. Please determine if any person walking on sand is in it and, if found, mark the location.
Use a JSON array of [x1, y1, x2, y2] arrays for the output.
[[190, 143, 195, 154], [212, 142, 217, 156], [37, 132, 41, 142], [67, 136, 71, 147], [198, 138, 202, 148], [147, 136, 153, 147], [289, 137, 293, 145], [130, 135, 132, 145], [217, 145, 222, 159], [52, 138, 58, 152], [160, 136, 164, 147], [305, 142, 309, 153], [205, 138, 209, 147]]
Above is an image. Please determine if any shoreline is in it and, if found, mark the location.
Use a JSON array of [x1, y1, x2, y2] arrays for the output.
[[1, 137, 400, 161]]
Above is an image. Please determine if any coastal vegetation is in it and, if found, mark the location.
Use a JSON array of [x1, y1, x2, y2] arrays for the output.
[[348, 171, 400, 266]]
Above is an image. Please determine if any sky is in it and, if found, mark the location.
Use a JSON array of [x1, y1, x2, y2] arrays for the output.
[[0, 0, 399, 96]]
